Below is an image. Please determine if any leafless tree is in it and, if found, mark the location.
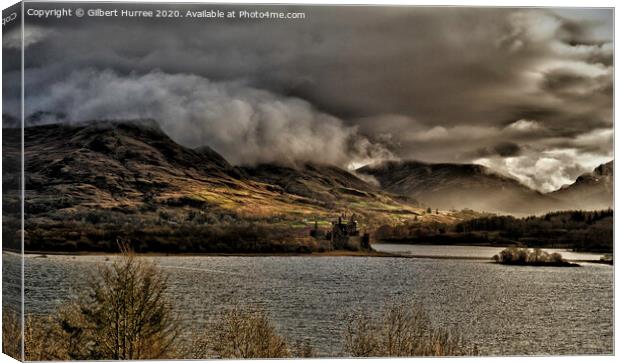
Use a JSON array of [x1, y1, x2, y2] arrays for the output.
[[343, 300, 476, 357]]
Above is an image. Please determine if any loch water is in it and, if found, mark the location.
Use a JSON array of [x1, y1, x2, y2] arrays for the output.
[[3, 245, 613, 356]]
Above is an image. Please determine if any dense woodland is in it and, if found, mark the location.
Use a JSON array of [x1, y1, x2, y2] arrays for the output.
[[17, 210, 333, 254], [375, 209, 613, 253]]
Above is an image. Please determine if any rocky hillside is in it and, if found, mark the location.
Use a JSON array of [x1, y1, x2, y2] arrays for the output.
[[4, 120, 444, 252], [243, 163, 418, 209], [357, 161, 567, 215], [551, 161, 613, 210]]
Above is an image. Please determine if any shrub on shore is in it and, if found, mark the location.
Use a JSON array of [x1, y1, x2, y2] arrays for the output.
[[23, 244, 180, 360], [181, 307, 317, 359], [3, 308, 71, 360], [343, 301, 476, 357], [24, 314, 70, 360], [492, 247, 577, 266], [190, 307, 291, 358], [2, 308, 22, 360]]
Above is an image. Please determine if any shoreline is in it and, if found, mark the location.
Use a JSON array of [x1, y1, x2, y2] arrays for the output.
[[7, 249, 412, 259], [4, 247, 610, 264]]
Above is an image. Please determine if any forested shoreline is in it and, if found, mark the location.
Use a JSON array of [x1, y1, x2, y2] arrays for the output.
[[375, 209, 613, 253]]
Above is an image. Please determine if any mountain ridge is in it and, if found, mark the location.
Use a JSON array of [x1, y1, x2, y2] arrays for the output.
[[358, 159, 613, 214], [4, 119, 436, 252], [357, 160, 565, 214]]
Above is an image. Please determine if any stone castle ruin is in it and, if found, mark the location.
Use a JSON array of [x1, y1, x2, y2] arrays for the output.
[[310, 213, 371, 251]]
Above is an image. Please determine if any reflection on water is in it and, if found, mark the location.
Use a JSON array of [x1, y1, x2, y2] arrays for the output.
[[18, 249, 613, 357], [2, 253, 22, 312]]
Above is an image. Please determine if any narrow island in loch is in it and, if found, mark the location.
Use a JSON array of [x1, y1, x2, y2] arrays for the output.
[[492, 247, 579, 267]]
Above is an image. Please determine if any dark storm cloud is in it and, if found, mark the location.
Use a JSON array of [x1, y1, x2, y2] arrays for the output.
[[476, 142, 523, 158], [3, 3, 613, 190], [541, 69, 612, 100]]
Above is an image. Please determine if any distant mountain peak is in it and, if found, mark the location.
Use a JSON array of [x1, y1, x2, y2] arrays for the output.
[[594, 161, 613, 176], [550, 160, 613, 210], [357, 159, 564, 214]]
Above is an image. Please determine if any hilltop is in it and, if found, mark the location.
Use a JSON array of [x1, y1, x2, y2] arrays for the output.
[[550, 161, 613, 210]]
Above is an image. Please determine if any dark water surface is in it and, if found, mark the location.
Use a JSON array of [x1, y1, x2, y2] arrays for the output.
[[6, 247, 613, 356]]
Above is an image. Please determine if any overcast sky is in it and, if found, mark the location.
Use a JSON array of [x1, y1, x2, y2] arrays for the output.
[[2, 4, 613, 192]]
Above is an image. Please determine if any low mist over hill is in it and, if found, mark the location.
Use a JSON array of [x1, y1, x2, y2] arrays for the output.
[[358, 160, 612, 215]]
